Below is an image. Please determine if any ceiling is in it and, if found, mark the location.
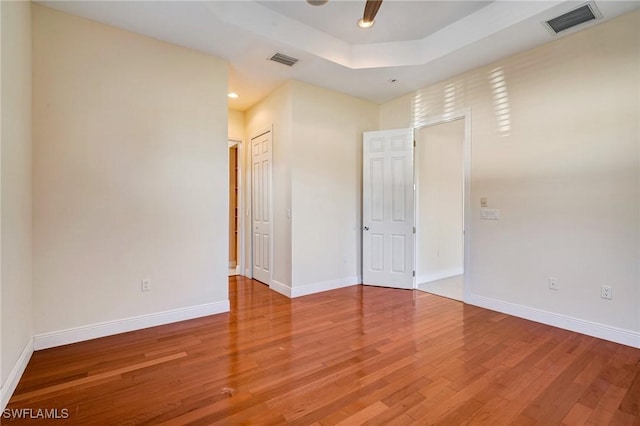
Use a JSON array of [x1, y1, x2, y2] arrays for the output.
[[39, 1, 640, 111], [257, 1, 492, 44]]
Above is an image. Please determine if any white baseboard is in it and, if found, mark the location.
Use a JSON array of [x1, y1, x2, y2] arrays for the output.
[[467, 293, 640, 349], [1, 339, 34, 410], [270, 277, 361, 299], [416, 268, 463, 286], [33, 301, 230, 350], [270, 280, 291, 298], [290, 276, 361, 298]]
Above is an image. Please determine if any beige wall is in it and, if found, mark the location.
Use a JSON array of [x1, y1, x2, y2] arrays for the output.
[[32, 6, 229, 334], [290, 82, 378, 291], [381, 11, 640, 334], [245, 81, 378, 295], [245, 83, 293, 286], [228, 109, 245, 141], [1, 0, 33, 396]]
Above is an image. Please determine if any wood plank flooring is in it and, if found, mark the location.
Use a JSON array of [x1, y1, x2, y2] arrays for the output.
[[6, 276, 640, 424]]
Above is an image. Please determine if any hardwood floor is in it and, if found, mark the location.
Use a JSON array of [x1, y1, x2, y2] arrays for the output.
[[6, 276, 640, 425]]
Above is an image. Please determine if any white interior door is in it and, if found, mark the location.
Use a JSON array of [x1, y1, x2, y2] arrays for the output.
[[251, 131, 272, 285], [363, 128, 415, 289]]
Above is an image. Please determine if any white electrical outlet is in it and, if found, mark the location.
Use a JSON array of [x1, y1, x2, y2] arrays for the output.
[[141, 279, 151, 292], [548, 277, 559, 291], [601, 285, 612, 300]]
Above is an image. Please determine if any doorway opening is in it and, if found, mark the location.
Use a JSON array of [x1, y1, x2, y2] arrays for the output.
[[229, 140, 242, 277], [414, 114, 470, 301]]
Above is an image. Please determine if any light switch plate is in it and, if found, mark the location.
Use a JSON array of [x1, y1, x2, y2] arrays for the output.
[[480, 208, 501, 220]]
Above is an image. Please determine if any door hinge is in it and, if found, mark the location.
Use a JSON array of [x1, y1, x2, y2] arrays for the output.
[[413, 227, 416, 234], [412, 270, 415, 277], [413, 140, 416, 147]]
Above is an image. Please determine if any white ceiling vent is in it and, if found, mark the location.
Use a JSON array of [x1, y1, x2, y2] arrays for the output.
[[545, 3, 601, 34], [269, 53, 299, 67]]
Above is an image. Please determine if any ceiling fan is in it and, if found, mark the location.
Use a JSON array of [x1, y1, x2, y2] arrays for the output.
[[306, 0, 383, 28], [360, 0, 383, 27]]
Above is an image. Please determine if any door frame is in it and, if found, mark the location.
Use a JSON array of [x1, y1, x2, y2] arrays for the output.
[[248, 127, 274, 285], [229, 138, 244, 276], [414, 108, 471, 301]]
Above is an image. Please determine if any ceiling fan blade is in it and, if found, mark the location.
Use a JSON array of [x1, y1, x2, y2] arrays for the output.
[[363, 0, 383, 23]]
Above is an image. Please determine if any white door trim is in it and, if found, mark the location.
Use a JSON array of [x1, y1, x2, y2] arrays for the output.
[[414, 108, 472, 302], [249, 127, 273, 285]]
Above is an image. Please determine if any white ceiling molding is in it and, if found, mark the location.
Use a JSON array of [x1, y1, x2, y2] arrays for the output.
[[208, 1, 568, 70]]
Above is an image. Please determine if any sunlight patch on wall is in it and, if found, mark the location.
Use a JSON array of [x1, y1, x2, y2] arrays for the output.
[[411, 79, 468, 128], [411, 89, 438, 128], [488, 67, 511, 136], [443, 83, 457, 120]]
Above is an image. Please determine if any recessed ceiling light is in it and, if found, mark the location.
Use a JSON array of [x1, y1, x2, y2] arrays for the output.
[[228, 93, 239, 99], [306, 0, 328, 5], [357, 18, 374, 29]]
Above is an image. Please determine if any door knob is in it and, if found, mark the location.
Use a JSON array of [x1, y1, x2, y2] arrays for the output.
[[364, 226, 369, 231]]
